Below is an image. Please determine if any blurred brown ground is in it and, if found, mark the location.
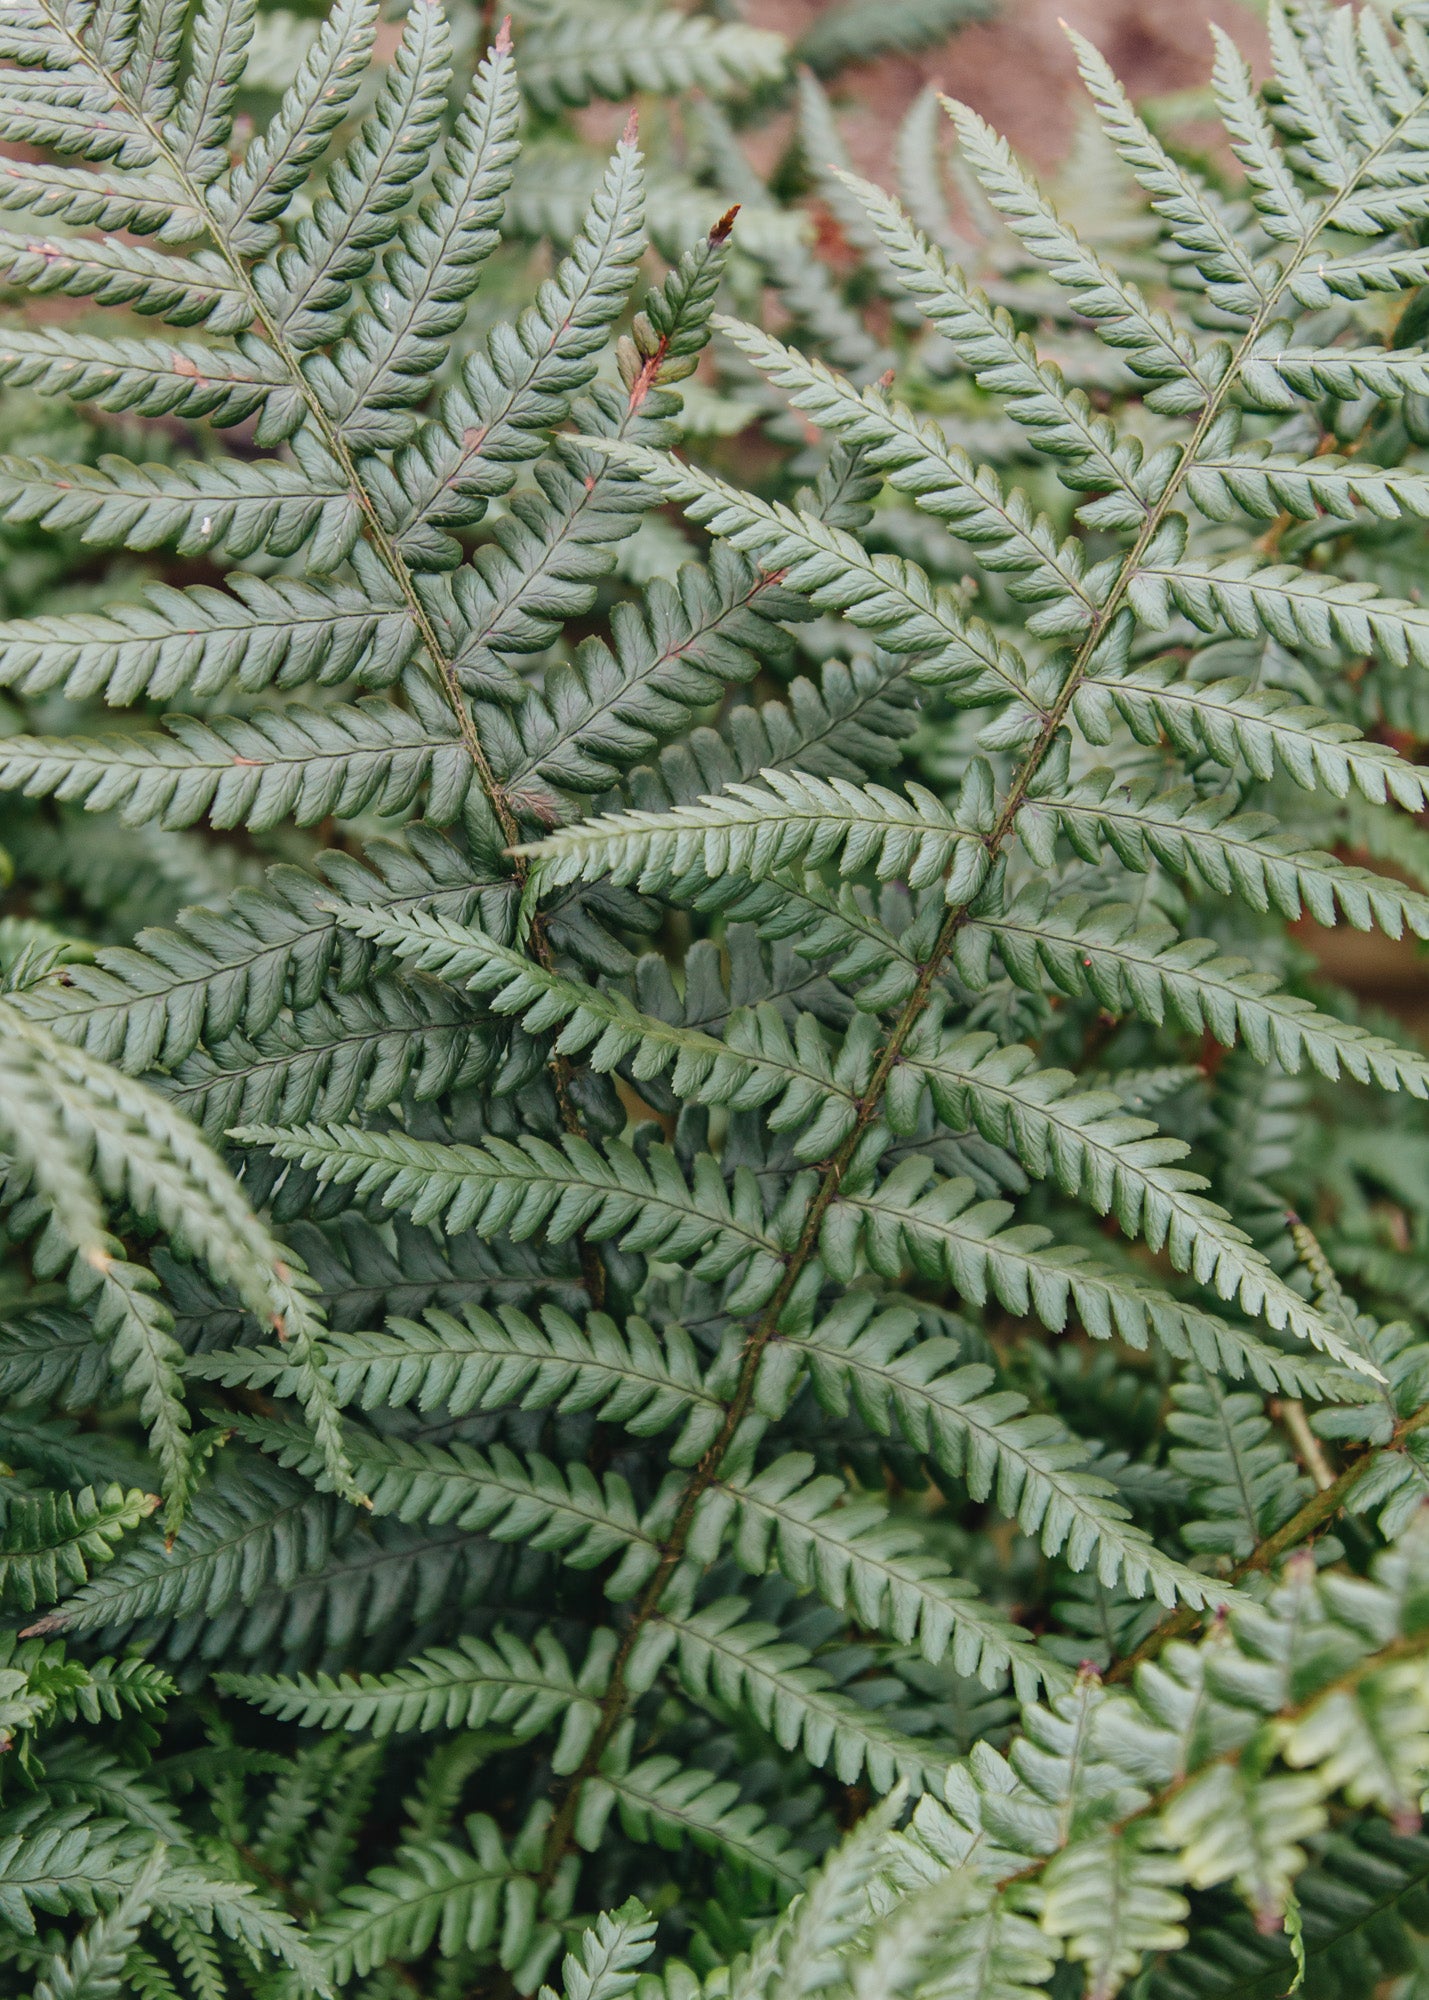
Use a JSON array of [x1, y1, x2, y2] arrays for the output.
[[749, 0, 1269, 169]]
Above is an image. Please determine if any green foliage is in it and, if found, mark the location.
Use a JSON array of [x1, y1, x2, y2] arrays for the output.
[[10, 0, 1429, 1995]]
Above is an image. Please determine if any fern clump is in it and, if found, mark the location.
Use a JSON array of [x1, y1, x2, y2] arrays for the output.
[[9, 0, 1429, 1993]]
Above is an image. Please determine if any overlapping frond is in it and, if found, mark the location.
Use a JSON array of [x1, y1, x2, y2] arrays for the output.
[[1, 1, 1428, 1992]]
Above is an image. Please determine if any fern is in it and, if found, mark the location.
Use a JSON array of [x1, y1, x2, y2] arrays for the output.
[[9, 1, 1429, 1995]]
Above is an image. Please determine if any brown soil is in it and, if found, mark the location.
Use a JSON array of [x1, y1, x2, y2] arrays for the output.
[[751, 0, 1269, 171]]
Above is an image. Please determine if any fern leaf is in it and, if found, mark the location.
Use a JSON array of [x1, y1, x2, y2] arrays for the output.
[[0, 572, 414, 705], [825, 167, 1147, 494], [1167, 1372, 1306, 1559], [782, 1296, 1215, 1602], [796, 0, 989, 72], [594, 1753, 807, 1895], [262, 0, 452, 352], [1040, 1829, 1187, 2000], [1132, 544, 1429, 666], [316, 1302, 727, 1462], [393, 129, 646, 559], [212, 0, 378, 253], [220, 1625, 611, 1763], [1079, 662, 1429, 808], [0, 325, 299, 429], [895, 1021, 1366, 1369], [16, 825, 485, 1070], [638, 1597, 947, 1795], [1041, 771, 1429, 938], [688, 1449, 1069, 1695], [538, 1902, 657, 2000], [235, 1122, 795, 1314], [33, 1844, 168, 2000], [2, 1483, 157, 1615], [0, 226, 251, 326], [492, 547, 793, 793], [718, 318, 1099, 613], [0, 156, 200, 236], [298, 1818, 545, 1986], [0, 692, 470, 831], [518, 766, 985, 899], [0, 446, 360, 566], [972, 886, 1429, 1093], [1269, 344, 1429, 399], [24, 1459, 332, 1638], [516, 5, 785, 112], [73, 1250, 191, 1528], [323, 900, 867, 1160], [0, 1815, 150, 1935], [944, 96, 1219, 406], [166, 975, 483, 1136], [242, 1416, 664, 1600], [325, 21, 520, 445], [824, 1156, 1347, 1398], [1067, 27, 1267, 316], [166, 0, 255, 187]]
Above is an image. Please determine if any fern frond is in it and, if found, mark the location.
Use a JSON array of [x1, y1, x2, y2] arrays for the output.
[[0, 690, 470, 831], [297, 1817, 547, 1987], [314, 1302, 727, 1462], [0, 572, 413, 704], [823, 1156, 1347, 1397], [24, 1460, 332, 1638], [490, 549, 796, 794], [1131, 544, 1429, 666], [716, 319, 1100, 615], [0, 445, 360, 565], [323, 899, 868, 1161], [325, 24, 520, 445], [1078, 661, 1429, 808], [166, 974, 485, 1137], [261, 0, 452, 353], [2, 1483, 157, 1614], [234, 1122, 795, 1314], [1167, 1372, 1305, 1559], [518, 766, 987, 900], [517, 5, 784, 112], [1067, 27, 1268, 316], [538, 1901, 657, 2000], [796, 0, 991, 73], [212, 0, 378, 253], [971, 885, 1429, 1092], [33, 1844, 168, 2000], [636, 1597, 946, 1795], [572, 436, 1034, 701], [0, 326, 298, 428], [0, 1814, 150, 1935], [244, 1416, 665, 1600], [688, 1448, 1067, 1696], [593, 1754, 806, 1897], [943, 96, 1220, 407], [894, 1020, 1366, 1369], [16, 825, 485, 1070], [824, 168, 1148, 494], [221, 1625, 611, 1763], [780, 1297, 1215, 1601], [0, 224, 249, 321], [392, 128, 646, 560], [1040, 771, 1429, 938]]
